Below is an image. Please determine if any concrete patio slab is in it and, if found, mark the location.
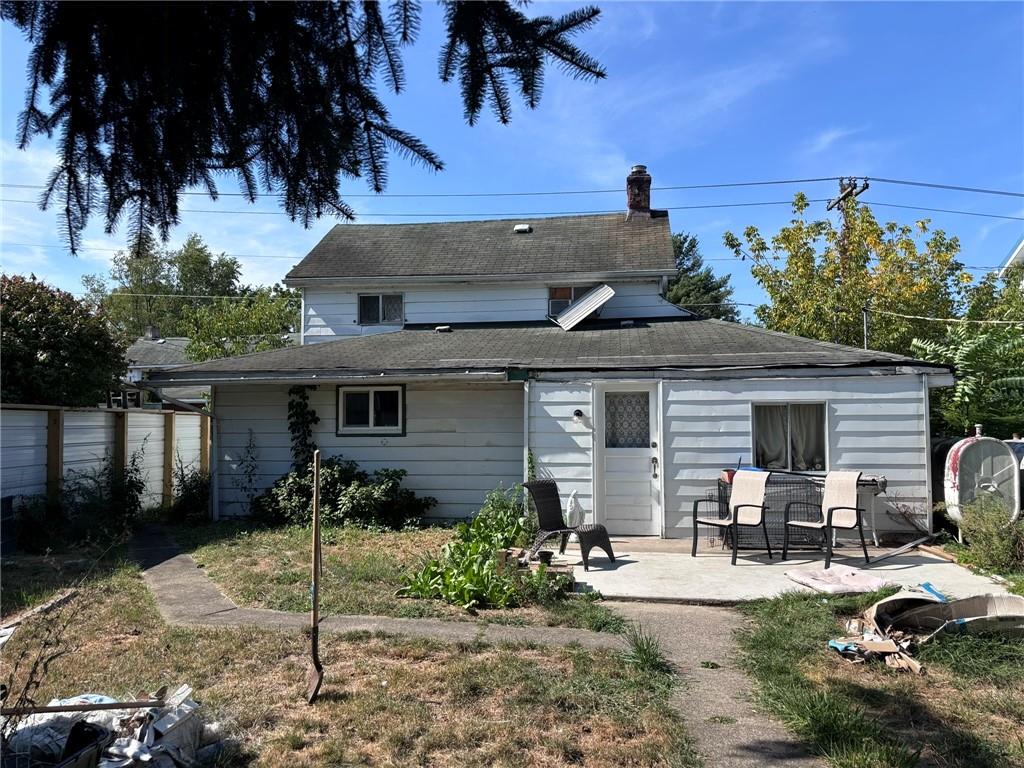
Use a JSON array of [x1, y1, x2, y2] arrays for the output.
[[559, 538, 1006, 603]]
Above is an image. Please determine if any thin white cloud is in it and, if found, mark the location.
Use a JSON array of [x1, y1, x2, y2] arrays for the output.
[[803, 127, 863, 156]]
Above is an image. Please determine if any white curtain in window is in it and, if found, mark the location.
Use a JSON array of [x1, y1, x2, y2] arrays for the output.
[[754, 405, 788, 469], [790, 404, 826, 471]]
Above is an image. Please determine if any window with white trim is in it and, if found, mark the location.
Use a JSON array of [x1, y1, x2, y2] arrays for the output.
[[752, 403, 827, 471], [338, 385, 404, 434], [358, 294, 403, 325], [548, 285, 595, 316]]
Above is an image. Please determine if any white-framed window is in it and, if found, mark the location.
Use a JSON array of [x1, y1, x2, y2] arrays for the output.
[[548, 285, 595, 316], [752, 402, 827, 471], [358, 293, 403, 325], [337, 385, 404, 435]]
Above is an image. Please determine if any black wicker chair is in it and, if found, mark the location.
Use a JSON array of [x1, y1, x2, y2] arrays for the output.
[[523, 479, 615, 571]]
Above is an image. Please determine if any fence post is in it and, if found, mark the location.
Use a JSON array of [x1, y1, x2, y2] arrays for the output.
[[113, 411, 128, 481], [199, 415, 210, 474], [46, 409, 64, 510], [163, 411, 176, 507]]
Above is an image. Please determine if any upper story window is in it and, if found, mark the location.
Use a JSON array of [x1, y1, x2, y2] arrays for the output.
[[358, 294, 403, 325], [753, 402, 827, 472], [548, 286, 595, 316]]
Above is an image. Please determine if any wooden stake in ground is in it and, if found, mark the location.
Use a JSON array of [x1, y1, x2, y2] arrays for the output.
[[306, 449, 324, 704]]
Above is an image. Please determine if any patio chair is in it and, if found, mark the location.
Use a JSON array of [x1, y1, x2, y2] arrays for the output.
[[691, 470, 773, 565], [523, 479, 615, 571], [782, 470, 869, 569]]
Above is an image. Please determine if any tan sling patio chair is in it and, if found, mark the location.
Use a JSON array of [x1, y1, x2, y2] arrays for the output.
[[691, 469, 773, 565], [782, 470, 870, 569]]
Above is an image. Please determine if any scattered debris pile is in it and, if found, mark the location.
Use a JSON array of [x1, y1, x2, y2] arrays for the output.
[[1, 684, 223, 768], [829, 585, 1024, 674]]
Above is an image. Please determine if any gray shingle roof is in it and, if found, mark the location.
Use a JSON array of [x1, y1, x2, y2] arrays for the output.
[[127, 337, 191, 368], [150, 319, 949, 383], [285, 213, 675, 281]]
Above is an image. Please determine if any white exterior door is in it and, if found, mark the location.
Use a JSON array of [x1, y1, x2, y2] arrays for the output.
[[597, 384, 661, 535]]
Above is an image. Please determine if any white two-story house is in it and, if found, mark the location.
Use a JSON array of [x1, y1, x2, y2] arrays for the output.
[[154, 166, 953, 539]]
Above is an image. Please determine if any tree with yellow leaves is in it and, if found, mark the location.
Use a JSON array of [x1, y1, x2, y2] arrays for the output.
[[723, 193, 969, 355]]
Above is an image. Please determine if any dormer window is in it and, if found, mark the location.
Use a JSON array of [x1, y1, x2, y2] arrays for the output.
[[358, 293, 403, 325], [548, 286, 595, 316]]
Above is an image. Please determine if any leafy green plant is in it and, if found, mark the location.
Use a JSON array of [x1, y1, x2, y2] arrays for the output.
[[251, 457, 436, 529], [912, 324, 1024, 435], [399, 484, 568, 611], [956, 494, 1024, 572], [16, 447, 147, 552], [167, 457, 211, 523], [286, 385, 320, 472]]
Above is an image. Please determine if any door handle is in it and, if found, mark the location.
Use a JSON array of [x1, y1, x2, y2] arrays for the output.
[[651, 456, 659, 479]]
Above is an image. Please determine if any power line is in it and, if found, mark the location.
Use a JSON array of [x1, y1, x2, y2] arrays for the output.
[[1, 241, 304, 260], [862, 200, 1024, 222], [80, 292, 299, 301], [0, 197, 829, 216], [3, 175, 1022, 198], [0, 179, 839, 198], [869, 177, 1024, 199], [866, 307, 1024, 324]]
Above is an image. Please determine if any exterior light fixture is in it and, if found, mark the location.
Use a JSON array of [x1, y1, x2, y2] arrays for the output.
[[573, 409, 584, 423]]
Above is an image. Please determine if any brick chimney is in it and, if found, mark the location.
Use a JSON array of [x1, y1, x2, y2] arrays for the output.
[[626, 164, 652, 220]]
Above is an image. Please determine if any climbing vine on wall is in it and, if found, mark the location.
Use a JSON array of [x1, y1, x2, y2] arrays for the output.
[[287, 385, 320, 473]]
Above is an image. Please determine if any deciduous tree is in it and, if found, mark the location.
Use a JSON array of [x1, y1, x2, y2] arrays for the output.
[[182, 289, 298, 362], [0, 275, 126, 406], [724, 194, 968, 355]]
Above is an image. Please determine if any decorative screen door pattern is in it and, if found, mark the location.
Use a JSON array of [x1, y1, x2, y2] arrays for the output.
[[605, 392, 650, 448], [600, 387, 660, 535]]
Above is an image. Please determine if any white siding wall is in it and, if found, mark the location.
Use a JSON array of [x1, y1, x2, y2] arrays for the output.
[[662, 375, 931, 537], [602, 282, 687, 319], [174, 414, 203, 473], [1, 409, 48, 498], [302, 281, 682, 342], [214, 383, 525, 519], [527, 383, 596, 524], [63, 411, 116, 478], [127, 412, 166, 505]]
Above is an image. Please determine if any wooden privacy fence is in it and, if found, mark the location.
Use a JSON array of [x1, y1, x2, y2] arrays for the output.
[[0, 404, 210, 508]]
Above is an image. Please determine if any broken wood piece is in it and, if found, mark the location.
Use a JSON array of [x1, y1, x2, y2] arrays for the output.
[[1, 699, 165, 716], [1, 589, 79, 631]]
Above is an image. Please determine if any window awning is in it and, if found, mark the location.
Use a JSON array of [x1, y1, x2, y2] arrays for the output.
[[553, 284, 616, 330]]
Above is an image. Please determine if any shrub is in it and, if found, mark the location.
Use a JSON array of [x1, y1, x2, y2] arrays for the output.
[[16, 449, 146, 552], [167, 460, 211, 523], [399, 484, 569, 610], [250, 457, 436, 530], [957, 494, 1024, 572]]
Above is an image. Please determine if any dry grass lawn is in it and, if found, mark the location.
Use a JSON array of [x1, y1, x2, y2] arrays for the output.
[[1, 565, 699, 767], [175, 522, 626, 632], [737, 590, 1024, 768]]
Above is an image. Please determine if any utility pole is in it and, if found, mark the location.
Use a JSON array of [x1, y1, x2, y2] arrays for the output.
[[827, 177, 870, 344]]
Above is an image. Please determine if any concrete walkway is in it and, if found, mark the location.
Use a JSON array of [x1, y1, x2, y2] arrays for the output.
[[132, 527, 821, 767], [612, 602, 823, 767]]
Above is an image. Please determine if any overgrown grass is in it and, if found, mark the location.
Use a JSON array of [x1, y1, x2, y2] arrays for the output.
[[175, 522, 626, 631], [2, 566, 700, 767], [0, 547, 126, 618], [944, 540, 1024, 596], [737, 590, 1024, 768]]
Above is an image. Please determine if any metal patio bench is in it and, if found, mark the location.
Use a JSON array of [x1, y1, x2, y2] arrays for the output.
[[523, 479, 615, 571]]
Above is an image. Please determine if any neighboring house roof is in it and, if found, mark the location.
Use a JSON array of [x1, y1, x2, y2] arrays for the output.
[[126, 337, 191, 369], [998, 236, 1024, 278], [284, 213, 675, 283], [150, 318, 950, 384]]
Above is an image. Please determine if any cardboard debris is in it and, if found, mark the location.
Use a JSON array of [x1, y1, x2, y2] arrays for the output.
[[786, 564, 895, 594], [829, 585, 1024, 674]]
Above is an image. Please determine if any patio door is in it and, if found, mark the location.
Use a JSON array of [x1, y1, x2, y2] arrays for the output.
[[597, 384, 661, 536]]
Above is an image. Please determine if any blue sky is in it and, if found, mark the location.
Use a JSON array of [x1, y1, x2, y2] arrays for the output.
[[1, 1, 1022, 317]]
